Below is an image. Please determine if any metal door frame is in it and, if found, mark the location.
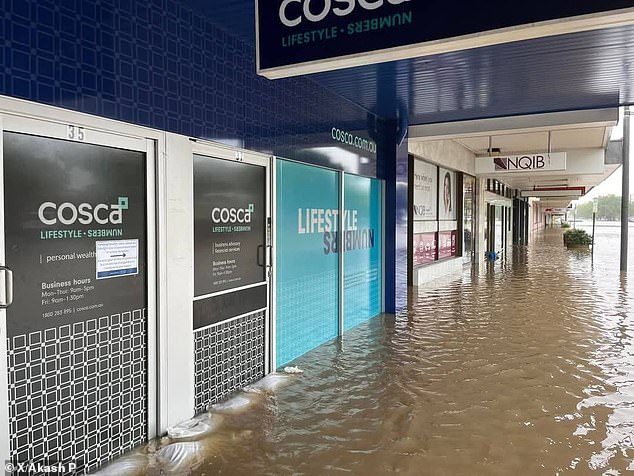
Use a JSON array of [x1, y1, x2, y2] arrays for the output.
[[0, 95, 162, 463]]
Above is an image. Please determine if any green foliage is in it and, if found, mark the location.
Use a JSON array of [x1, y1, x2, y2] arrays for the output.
[[563, 228, 593, 245], [574, 201, 593, 218], [561, 222, 571, 228], [575, 195, 634, 220]]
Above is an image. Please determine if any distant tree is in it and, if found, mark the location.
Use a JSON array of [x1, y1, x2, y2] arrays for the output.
[[574, 195, 634, 221], [598, 195, 621, 220], [575, 202, 593, 218]]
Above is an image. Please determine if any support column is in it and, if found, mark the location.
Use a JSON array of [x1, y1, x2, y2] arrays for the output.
[[377, 119, 409, 313], [621, 106, 630, 272], [523, 201, 529, 244], [513, 198, 520, 245]]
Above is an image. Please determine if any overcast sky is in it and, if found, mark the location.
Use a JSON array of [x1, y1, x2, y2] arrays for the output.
[[578, 107, 633, 204]]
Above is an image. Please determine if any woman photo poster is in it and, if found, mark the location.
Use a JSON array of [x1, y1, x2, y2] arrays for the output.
[[438, 167, 456, 221]]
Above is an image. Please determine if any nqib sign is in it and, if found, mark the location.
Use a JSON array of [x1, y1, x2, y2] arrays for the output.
[[475, 152, 567, 174], [257, 1, 634, 78]]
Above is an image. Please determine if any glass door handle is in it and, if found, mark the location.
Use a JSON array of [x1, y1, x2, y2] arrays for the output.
[[266, 245, 273, 268], [0, 266, 13, 309], [257, 245, 265, 267]]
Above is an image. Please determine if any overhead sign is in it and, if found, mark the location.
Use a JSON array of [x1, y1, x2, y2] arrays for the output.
[[520, 188, 583, 198], [475, 152, 567, 174], [257, 1, 634, 78]]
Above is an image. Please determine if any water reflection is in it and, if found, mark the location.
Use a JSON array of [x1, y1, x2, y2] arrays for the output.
[[108, 225, 634, 475]]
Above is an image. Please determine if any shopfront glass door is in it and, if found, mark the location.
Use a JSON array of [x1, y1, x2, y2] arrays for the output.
[[0, 113, 154, 472], [192, 150, 271, 412]]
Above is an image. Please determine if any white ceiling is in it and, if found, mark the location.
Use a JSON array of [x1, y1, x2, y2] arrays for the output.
[[453, 126, 610, 155]]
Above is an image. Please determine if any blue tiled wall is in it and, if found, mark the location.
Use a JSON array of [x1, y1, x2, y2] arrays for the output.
[[0, 0, 376, 173]]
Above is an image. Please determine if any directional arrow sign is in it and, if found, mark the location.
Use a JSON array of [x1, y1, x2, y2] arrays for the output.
[[96, 240, 138, 279]]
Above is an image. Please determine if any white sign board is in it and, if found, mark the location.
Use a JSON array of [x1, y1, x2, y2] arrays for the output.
[[96, 239, 139, 279], [475, 152, 566, 174], [413, 160, 437, 221], [520, 189, 582, 198]]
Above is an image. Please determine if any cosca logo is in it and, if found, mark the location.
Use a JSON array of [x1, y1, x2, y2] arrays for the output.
[[38, 197, 129, 226], [279, 0, 410, 27], [211, 204, 254, 224]]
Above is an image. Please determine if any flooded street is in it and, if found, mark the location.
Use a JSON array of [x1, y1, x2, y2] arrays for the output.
[[112, 225, 634, 475]]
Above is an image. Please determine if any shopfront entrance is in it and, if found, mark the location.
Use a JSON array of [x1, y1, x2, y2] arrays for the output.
[[0, 105, 157, 471], [192, 146, 271, 412]]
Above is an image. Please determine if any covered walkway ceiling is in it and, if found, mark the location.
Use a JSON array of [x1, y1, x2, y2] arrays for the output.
[[184, 0, 634, 125], [410, 108, 621, 209]]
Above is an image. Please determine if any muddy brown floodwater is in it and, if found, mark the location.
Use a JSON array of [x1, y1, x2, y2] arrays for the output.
[[103, 225, 634, 475]]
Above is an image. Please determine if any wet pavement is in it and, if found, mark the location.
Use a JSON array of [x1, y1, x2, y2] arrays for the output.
[[102, 224, 634, 475]]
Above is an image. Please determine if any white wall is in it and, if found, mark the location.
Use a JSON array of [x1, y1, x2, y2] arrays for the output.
[[413, 257, 464, 286], [161, 133, 195, 429], [529, 198, 543, 235], [409, 139, 476, 175], [475, 178, 487, 261]]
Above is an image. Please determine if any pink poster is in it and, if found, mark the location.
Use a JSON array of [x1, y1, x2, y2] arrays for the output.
[[413, 233, 437, 266], [438, 230, 457, 259]]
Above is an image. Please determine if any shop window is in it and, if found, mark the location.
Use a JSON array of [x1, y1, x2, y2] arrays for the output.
[[411, 157, 459, 269]]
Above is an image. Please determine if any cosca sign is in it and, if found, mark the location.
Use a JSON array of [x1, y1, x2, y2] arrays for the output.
[[38, 197, 129, 225], [279, 0, 410, 27], [211, 204, 254, 224]]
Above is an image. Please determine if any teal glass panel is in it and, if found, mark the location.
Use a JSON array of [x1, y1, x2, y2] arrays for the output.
[[344, 174, 382, 331], [276, 160, 340, 367]]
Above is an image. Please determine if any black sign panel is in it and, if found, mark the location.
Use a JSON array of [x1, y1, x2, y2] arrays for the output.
[[258, 0, 633, 72], [3, 132, 147, 337], [193, 284, 267, 329], [194, 155, 266, 296]]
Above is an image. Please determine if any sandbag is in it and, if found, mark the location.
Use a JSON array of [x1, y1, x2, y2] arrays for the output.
[[154, 442, 205, 473], [244, 373, 295, 393], [91, 454, 149, 476], [167, 414, 222, 439]]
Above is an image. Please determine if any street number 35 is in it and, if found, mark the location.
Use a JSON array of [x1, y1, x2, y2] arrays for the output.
[[67, 125, 86, 142]]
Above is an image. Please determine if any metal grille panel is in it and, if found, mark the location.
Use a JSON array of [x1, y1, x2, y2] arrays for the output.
[[7, 310, 147, 473], [194, 311, 265, 413]]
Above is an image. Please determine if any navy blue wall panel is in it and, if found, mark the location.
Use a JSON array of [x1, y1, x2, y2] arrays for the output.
[[0, 0, 377, 174], [377, 119, 408, 314]]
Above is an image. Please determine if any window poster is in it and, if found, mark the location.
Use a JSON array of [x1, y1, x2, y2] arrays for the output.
[[413, 233, 437, 266], [438, 167, 456, 221], [438, 230, 457, 259], [413, 160, 437, 221]]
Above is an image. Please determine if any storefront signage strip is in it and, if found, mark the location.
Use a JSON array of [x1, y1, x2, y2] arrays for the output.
[[475, 152, 567, 174], [257, 2, 634, 78]]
